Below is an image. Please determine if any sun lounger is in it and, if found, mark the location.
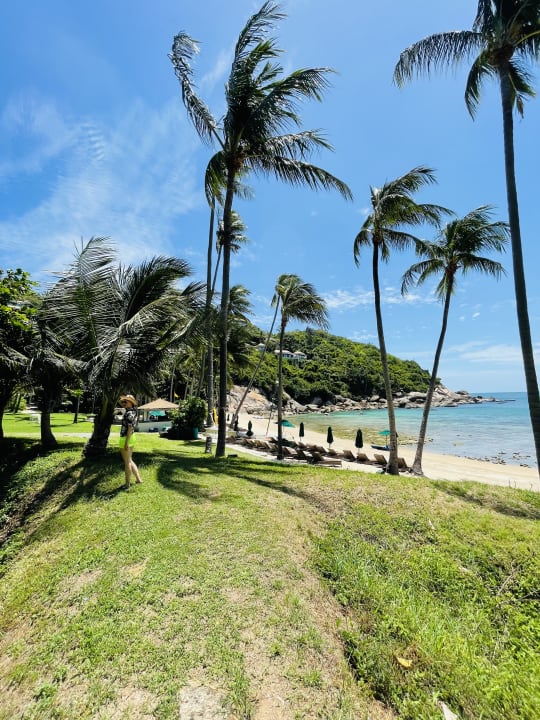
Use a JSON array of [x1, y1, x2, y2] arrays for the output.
[[373, 453, 388, 467], [356, 452, 375, 464], [340, 449, 357, 461], [309, 450, 342, 467], [398, 457, 411, 471]]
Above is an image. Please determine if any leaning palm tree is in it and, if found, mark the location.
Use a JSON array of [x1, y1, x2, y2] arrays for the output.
[[402, 206, 508, 475], [45, 237, 204, 456], [353, 167, 449, 475], [271, 274, 329, 460], [170, 1, 352, 457], [394, 0, 540, 475]]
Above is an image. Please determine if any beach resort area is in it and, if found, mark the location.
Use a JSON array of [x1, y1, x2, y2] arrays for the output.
[[226, 409, 539, 493]]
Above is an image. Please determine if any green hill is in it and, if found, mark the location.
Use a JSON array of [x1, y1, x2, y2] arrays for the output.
[[234, 328, 433, 404]]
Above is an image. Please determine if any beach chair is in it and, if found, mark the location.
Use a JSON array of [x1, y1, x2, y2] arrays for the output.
[[340, 449, 357, 462], [327, 447, 340, 457], [310, 450, 342, 467], [373, 453, 388, 468], [398, 457, 411, 472], [356, 452, 374, 465]]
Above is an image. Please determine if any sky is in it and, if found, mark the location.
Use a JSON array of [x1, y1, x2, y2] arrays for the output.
[[1, 0, 539, 393]]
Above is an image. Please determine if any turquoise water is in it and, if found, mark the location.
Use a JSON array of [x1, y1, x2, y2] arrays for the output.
[[297, 392, 536, 467]]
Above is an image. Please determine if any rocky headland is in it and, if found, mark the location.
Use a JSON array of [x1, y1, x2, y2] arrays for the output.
[[228, 384, 498, 417]]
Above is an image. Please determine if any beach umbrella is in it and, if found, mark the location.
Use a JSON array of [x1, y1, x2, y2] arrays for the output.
[[247, 420, 253, 437], [299, 421, 305, 438], [379, 429, 391, 437], [275, 419, 295, 428], [327, 426, 334, 447], [355, 429, 363, 449], [233, 418, 239, 431]]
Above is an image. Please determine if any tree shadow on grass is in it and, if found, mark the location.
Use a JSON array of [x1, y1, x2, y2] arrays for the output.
[[433, 480, 540, 520], [151, 448, 338, 513]]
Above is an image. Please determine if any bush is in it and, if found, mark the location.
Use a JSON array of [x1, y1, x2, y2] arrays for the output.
[[169, 397, 207, 439]]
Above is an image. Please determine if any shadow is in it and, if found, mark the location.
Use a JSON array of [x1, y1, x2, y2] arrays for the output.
[[433, 480, 540, 520], [152, 448, 341, 514]]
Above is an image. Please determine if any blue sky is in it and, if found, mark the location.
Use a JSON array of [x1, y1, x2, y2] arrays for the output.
[[1, 0, 539, 392]]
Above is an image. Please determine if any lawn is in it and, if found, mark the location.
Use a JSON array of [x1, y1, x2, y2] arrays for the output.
[[1, 414, 539, 719]]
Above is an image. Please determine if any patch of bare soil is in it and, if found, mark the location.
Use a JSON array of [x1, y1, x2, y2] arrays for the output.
[[178, 682, 230, 719]]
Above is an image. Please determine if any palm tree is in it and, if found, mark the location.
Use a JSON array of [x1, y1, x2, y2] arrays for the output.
[[272, 274, 329, 460], [353, 167, 449, 475], [45, 237, 204, 456], [394, 0, 540, 475], [402, 206, 509, 475], [170, 1, 352, 457]]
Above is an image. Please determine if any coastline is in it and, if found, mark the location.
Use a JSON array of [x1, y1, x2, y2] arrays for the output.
[[228, 411, 539, 493]]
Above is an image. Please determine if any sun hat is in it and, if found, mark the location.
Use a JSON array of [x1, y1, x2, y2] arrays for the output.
[[119, 394, 138, 407]]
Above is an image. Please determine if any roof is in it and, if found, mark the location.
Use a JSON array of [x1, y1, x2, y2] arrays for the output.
[[138, 398, 179, 410]]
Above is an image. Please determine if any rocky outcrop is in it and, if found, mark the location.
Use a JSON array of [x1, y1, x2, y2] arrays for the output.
[[228, 384, 496, 416]]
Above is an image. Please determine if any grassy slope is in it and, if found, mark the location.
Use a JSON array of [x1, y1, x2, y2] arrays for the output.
[[1, 414, 539, 720]]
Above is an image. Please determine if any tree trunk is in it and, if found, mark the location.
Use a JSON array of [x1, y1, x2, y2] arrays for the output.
[[373, 244, 399, 475], [205, 201, 216, 427], [40, 398, 58, 450], [499, 66, 540, 478], [83, 398, 114, 457], [412, 283, 452, 475], [230, 301, 279, 429], [276, 320, 286, 460], [215, 177, 235, 457]]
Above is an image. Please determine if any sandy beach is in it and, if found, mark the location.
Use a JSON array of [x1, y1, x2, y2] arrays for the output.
[[228, 411, 539, 493]]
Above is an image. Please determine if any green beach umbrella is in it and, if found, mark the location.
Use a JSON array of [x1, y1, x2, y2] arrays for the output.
[[276, 419, 295, 428]]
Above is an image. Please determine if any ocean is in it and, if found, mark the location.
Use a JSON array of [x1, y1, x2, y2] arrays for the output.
[[297, 392, 536, 468]]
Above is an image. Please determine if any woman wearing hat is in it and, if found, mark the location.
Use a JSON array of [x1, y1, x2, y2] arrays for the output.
[[119, 394, 142, 489]]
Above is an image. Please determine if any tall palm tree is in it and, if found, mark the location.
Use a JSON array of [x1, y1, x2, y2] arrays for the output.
[[402, 206, 508, 475], [394, 0, 540, 475], [170, 1, 352, 457], [45, 237, 204, 456], [353, 167, 449, 475], [272, 274, 329, 460]]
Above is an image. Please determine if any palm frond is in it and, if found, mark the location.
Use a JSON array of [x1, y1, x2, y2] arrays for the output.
[[250, 155, 352, 199], [234, 1, 285, 61], [394, 31, 482, 86], [170, 32, 219, 145], [465, 51, 498, 115]]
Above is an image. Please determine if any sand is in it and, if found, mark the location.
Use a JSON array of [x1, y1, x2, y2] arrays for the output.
[[226, 411, 539, 493]]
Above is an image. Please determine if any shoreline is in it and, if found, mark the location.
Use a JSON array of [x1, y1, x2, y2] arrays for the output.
[[227, 411, 539, 493]]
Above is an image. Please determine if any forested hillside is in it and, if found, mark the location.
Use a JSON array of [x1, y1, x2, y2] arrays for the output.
[[233, 328, 433, 404]]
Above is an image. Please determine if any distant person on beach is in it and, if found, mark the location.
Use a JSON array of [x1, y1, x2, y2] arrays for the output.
[[119, 394, 142, 489]]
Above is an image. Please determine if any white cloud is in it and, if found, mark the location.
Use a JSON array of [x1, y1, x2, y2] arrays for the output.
[[323, 288, 373, 309], [0, 96, 204, 282]]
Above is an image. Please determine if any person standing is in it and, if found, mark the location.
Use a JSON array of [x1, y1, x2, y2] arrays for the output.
[[118, 394, 142, 489]]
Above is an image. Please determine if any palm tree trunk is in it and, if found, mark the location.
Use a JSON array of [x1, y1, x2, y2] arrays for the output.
[[499, 66, 540, 477], [205, 201, 216, 427], [216, 179, 235, 457], [412, 283, 452, 475], [373, 244, 399, 475], [40, 399, 58, 450], [230, 301, 279, 429], [83, 397, 114, 457], [276, 320, 286, 460]]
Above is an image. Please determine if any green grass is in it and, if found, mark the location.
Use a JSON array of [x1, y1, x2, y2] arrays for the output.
[[1, 413, 539, 719]]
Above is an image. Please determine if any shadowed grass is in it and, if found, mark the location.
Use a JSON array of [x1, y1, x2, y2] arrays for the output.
[[1, 420, 539, 719]]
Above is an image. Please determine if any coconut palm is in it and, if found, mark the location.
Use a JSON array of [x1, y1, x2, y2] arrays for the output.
[[402, 206, 508, 475], [394, 0, 540, 474], [272, 274, 329, 460], [45, 237, 204, 456], [353, 166, 449, 475], [170, 1, 352, 457]]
